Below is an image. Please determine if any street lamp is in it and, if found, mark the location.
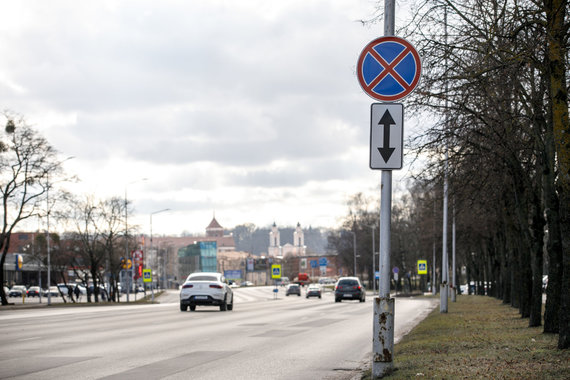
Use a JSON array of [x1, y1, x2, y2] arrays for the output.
[[124, 178, 147, 302], [366, 224, 378, 294], [347, 230, 357, 277], [46, 156, 74, 306], [150, 208, 170, 299]]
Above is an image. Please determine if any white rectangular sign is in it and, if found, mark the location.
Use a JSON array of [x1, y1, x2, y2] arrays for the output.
[[370, 103, 404, 170]]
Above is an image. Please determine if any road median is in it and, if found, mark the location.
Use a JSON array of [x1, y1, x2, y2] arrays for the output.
[[363, 295, 569, 379]]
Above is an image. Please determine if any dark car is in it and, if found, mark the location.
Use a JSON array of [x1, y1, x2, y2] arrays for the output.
[[334, 277, 365, 302], [306, 283, 322, 298], [286, 284, 301, 296], [26, 286, 41, 297]]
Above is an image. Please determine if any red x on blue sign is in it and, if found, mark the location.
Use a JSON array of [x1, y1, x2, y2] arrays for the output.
[[357, 36, 421, 102]]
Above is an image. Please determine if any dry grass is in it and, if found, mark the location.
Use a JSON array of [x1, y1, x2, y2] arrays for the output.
[[363, 295, 569, 379]]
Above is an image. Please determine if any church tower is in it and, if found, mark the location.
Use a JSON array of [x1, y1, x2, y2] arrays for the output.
[[268, 222, 281, 257], [294, 222, 305, 256]]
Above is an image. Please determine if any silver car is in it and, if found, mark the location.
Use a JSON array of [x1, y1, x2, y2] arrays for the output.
[[180, 272, 234, 312]]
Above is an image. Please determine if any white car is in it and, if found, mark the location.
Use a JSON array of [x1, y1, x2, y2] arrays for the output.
[[180, 272, 234, 312]]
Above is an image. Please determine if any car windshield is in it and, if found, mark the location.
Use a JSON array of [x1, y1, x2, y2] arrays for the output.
[[188, 275, 218, 282], [339, 280, 359, 286]]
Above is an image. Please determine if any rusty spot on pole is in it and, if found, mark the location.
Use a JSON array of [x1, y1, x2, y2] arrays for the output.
[[383, 348, 392, 361]]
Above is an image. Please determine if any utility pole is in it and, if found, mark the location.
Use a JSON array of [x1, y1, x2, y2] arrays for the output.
[[440, 5, 449, 313]]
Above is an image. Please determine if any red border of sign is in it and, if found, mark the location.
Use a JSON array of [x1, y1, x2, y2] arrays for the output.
[[357, 36, 422, 102]]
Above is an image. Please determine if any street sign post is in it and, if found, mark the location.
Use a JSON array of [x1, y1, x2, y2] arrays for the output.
[[359, 6, 422, 380], [370, 103, 404, 169], [357, 36, 421, 102]]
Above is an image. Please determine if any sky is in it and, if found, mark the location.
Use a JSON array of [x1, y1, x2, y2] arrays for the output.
[[1, 0, 418, 236]]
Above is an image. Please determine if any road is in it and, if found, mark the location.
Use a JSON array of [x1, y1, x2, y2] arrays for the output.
[[0, 287, 437, 380]]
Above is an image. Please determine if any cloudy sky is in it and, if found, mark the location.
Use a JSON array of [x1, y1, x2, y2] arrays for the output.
[[1, 1, 417, 236]]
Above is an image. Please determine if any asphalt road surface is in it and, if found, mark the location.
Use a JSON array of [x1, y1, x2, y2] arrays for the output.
[[0, 287, 437, 380]]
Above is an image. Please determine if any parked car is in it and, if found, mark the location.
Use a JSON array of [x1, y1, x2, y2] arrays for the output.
[[241, 281, 254, 287], [334, 277, 366, 302], [306, 283, 322, 299], [277, 277, 290, 287], [286, 283, 301, 296], [180, 272, 234, 312], [3, 286, 10, 296], [26, 286, 41, 297], [9, 285, 27, 297], [43, 286, 60, 297]]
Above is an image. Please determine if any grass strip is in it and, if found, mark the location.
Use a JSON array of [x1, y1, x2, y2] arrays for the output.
[[365, 295, 569, 379]]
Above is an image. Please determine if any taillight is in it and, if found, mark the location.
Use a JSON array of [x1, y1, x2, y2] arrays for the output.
[[209, 284, 223, 289], [357, 286, 361, 290], [337, 285, 342, 290], [182, 284, 193, 289]]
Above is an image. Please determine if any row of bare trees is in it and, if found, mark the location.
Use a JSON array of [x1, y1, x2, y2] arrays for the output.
[[0, 112, 143, 305], [402, 0, 567, 348]]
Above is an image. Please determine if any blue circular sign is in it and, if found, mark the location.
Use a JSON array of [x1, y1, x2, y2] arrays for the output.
[[357, 36, 422, 102]]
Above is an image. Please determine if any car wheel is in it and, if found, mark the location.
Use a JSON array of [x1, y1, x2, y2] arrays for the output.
[[220, 297, 227, 311], [189, 305, 196, 311], [335, 298, 341, 302], [180, 303, 188, 312], [319, 295, 321, 299], [227, 295, 234, 311]]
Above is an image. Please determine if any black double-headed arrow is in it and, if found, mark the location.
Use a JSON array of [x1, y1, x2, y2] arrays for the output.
[[378, 110, 395, 162]]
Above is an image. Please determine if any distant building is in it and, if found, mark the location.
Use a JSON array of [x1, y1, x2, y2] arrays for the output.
[[178, 241, 218, 277], [269, 222, 305, 257], [175, 216, 246, 283]]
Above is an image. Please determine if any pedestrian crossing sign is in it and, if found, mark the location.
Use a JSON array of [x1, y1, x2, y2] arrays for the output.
[[143, 268, 152, 283], [417, 260, 427, 275], [271, 265, 282, 279]]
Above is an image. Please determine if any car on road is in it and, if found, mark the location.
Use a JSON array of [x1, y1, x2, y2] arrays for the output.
[[277, 277, 290, 287], [8, 285, 27, 297], [241, 281, 254, 287], [306, 283, 322, 298], [26, 286, 42, 297], [180, 272, 234, 312], [334, 277, 366, 303], [286, 283, 301, 296]]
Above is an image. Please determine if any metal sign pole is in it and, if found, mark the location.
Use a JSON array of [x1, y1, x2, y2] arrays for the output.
[[372, 1, 396, 378]]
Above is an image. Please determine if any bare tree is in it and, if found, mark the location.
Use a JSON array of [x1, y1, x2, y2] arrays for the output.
[[0, 112, 66, 306]]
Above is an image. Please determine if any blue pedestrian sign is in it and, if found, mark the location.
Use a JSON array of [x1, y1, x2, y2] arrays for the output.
[[310, 260, 318, 269], [319, 257, 328, 267], [357, 36, 421, 102]]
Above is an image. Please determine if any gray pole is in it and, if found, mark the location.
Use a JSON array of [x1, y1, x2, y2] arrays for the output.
[[440, 4, 449, 313], [352, 230, 357, 276], [46, 177, 51, 306], [432, 198, 437, 295], [372, 2, 396, 378], [372, 225, 376, 294], [125, 186, 129, 303], [451, 200, 456, 302]]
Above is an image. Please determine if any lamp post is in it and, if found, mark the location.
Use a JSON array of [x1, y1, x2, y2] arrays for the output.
[[347, 230, 357, 276], [124, 178, 147, 302], [366, 224, 378, 294], [46, 156, 74, 306], [150, 208, 170, 301]]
